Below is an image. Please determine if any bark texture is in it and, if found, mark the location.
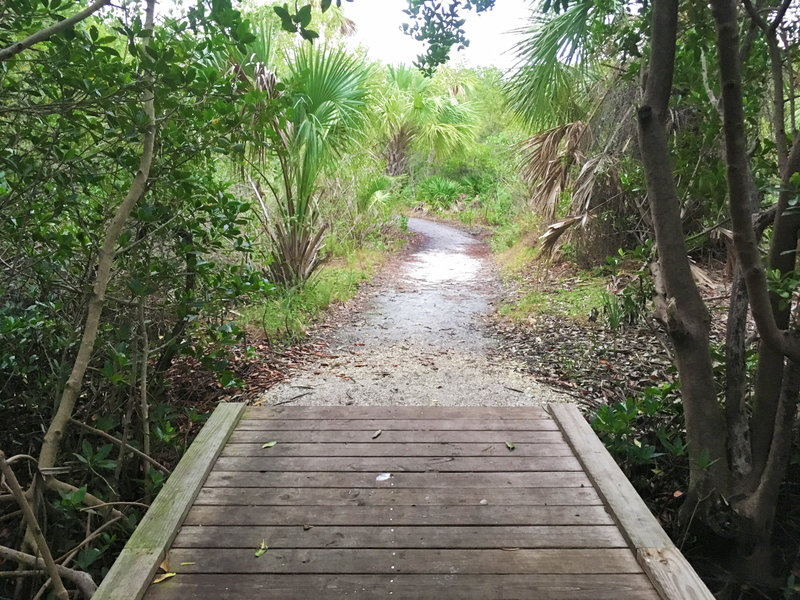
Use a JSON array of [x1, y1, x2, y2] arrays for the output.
[[638, 0, 728, 515]]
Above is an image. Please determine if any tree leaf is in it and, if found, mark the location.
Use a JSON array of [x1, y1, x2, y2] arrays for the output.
[[153, 572, 176, 584], [372, 429, 382, 439], [299, 28, 319, 41], [505, 441, 515, 451], [262, 441, 277, 448], [255, 539, 268, 557]]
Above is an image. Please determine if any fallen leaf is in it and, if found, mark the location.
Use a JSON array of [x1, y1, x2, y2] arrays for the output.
[[262, 441, 277, 448], [255, 539, 268, 557], [303, 524, 314, 531], [179, 562, 195, 566], [673, 490, 683, 498], [372, 430, 382, 439], [158, 558, 170, 572], [153, 572, 176, 584], [505, 441, 515, 451]]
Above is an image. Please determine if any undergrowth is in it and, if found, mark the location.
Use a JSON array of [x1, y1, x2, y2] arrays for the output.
[[239, 249, 386, 345]]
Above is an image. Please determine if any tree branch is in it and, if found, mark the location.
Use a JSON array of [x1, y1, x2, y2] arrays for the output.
[[68, 418, 170, 474], [0, 545, 96, 599], [711, 0, 800, 363], [0, 452, 68, 600], [0, 0, 113, 62]]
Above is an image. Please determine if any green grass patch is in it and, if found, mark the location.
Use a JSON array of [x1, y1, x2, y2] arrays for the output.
[[239, 250, 384, 344], [499, 276, 607, 324]]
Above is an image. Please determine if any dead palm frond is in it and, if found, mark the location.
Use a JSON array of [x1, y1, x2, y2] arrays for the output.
[[539, 214, 590, 256], [571, 153, 609, 215], [537, 152, 619, 258], [518, 121, 589, 221]]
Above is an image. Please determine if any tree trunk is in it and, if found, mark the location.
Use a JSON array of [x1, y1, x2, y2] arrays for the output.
[[638, 0, 729, 519], [711, 0, 800, 582], [386, 128, 411, 176]]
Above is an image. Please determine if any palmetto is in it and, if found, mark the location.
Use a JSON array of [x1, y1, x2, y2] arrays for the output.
[[228, 22, 371, 286]]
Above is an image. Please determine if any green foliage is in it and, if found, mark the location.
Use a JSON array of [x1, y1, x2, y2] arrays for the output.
[[402, 0, 496, 74], [417, 176, 464, 209], [591, 382, 688, 489], [241, 253, 378, 344], [766, 268, 800, 311]]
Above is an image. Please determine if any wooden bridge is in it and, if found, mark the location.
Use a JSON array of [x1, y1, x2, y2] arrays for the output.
[[93, 404, 712, 599]]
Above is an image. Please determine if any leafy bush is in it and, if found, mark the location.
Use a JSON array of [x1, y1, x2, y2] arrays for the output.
[[417, 176, 464, 209], [591, 382, 687, 491]]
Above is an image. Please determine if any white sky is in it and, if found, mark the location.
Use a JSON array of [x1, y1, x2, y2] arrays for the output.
[[342, 0, 533, 71]]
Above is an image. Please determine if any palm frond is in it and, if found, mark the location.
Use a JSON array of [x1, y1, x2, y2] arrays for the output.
[[539, 214, 590, 257], [570, 152, 608, 215], [506, 0, 597, 130], [518, 121, 588, 221]]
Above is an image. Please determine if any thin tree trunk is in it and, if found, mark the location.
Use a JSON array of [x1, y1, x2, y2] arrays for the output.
[[724, 267, 751, 478], [37, 0, 157, 471], [139, 299, 151, 502]]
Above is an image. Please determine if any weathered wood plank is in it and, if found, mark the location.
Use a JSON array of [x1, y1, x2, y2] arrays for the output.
[[184, 504, 615, 526], [166, 548, 644, 574], [236, 418, 560, 431], [193, 486, 602, 506], [549, 403, 714, 600], [639, 548, 716, 600], [220, 441, 574, 457], [212, 455, 583, 472], [172, 524, 628, 549], [204, 470, 593, 488], [228, 429, 567, 444], [245, 405, 550, 420], [144, 573, 661, 600], [93, 403, 245, 600], [549, 404, 673, 549]]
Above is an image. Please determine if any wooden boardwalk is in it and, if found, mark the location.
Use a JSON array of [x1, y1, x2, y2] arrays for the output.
[[94, 404, 712, 599]]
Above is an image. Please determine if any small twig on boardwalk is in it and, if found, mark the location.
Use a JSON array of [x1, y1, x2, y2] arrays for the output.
[[504, 386, 524, 393], [0, 451, 69, 600], [69, 418, 170, 474], [273, 392, 312, 407], [0, 545, 96, 599]]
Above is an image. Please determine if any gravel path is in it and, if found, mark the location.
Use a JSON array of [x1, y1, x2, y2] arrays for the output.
[[257, 217, 568, 407]]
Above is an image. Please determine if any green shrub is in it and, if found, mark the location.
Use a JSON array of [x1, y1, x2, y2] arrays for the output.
[[417, 176, 464, 209]]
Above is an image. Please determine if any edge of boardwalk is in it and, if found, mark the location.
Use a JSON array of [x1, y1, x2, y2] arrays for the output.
[[547, 402, 714, 600], [92, 402, 246, 600]]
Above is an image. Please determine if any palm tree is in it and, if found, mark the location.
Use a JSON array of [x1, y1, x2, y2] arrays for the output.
[[375, 65, 475, 176], [265, 45, 372, 285], [226, 20, 371, 286]]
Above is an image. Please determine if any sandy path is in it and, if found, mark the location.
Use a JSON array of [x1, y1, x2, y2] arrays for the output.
[[257, 217, 566, 407]]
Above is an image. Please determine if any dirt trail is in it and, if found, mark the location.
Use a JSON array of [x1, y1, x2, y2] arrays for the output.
[[257, 217, 567, 407]]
